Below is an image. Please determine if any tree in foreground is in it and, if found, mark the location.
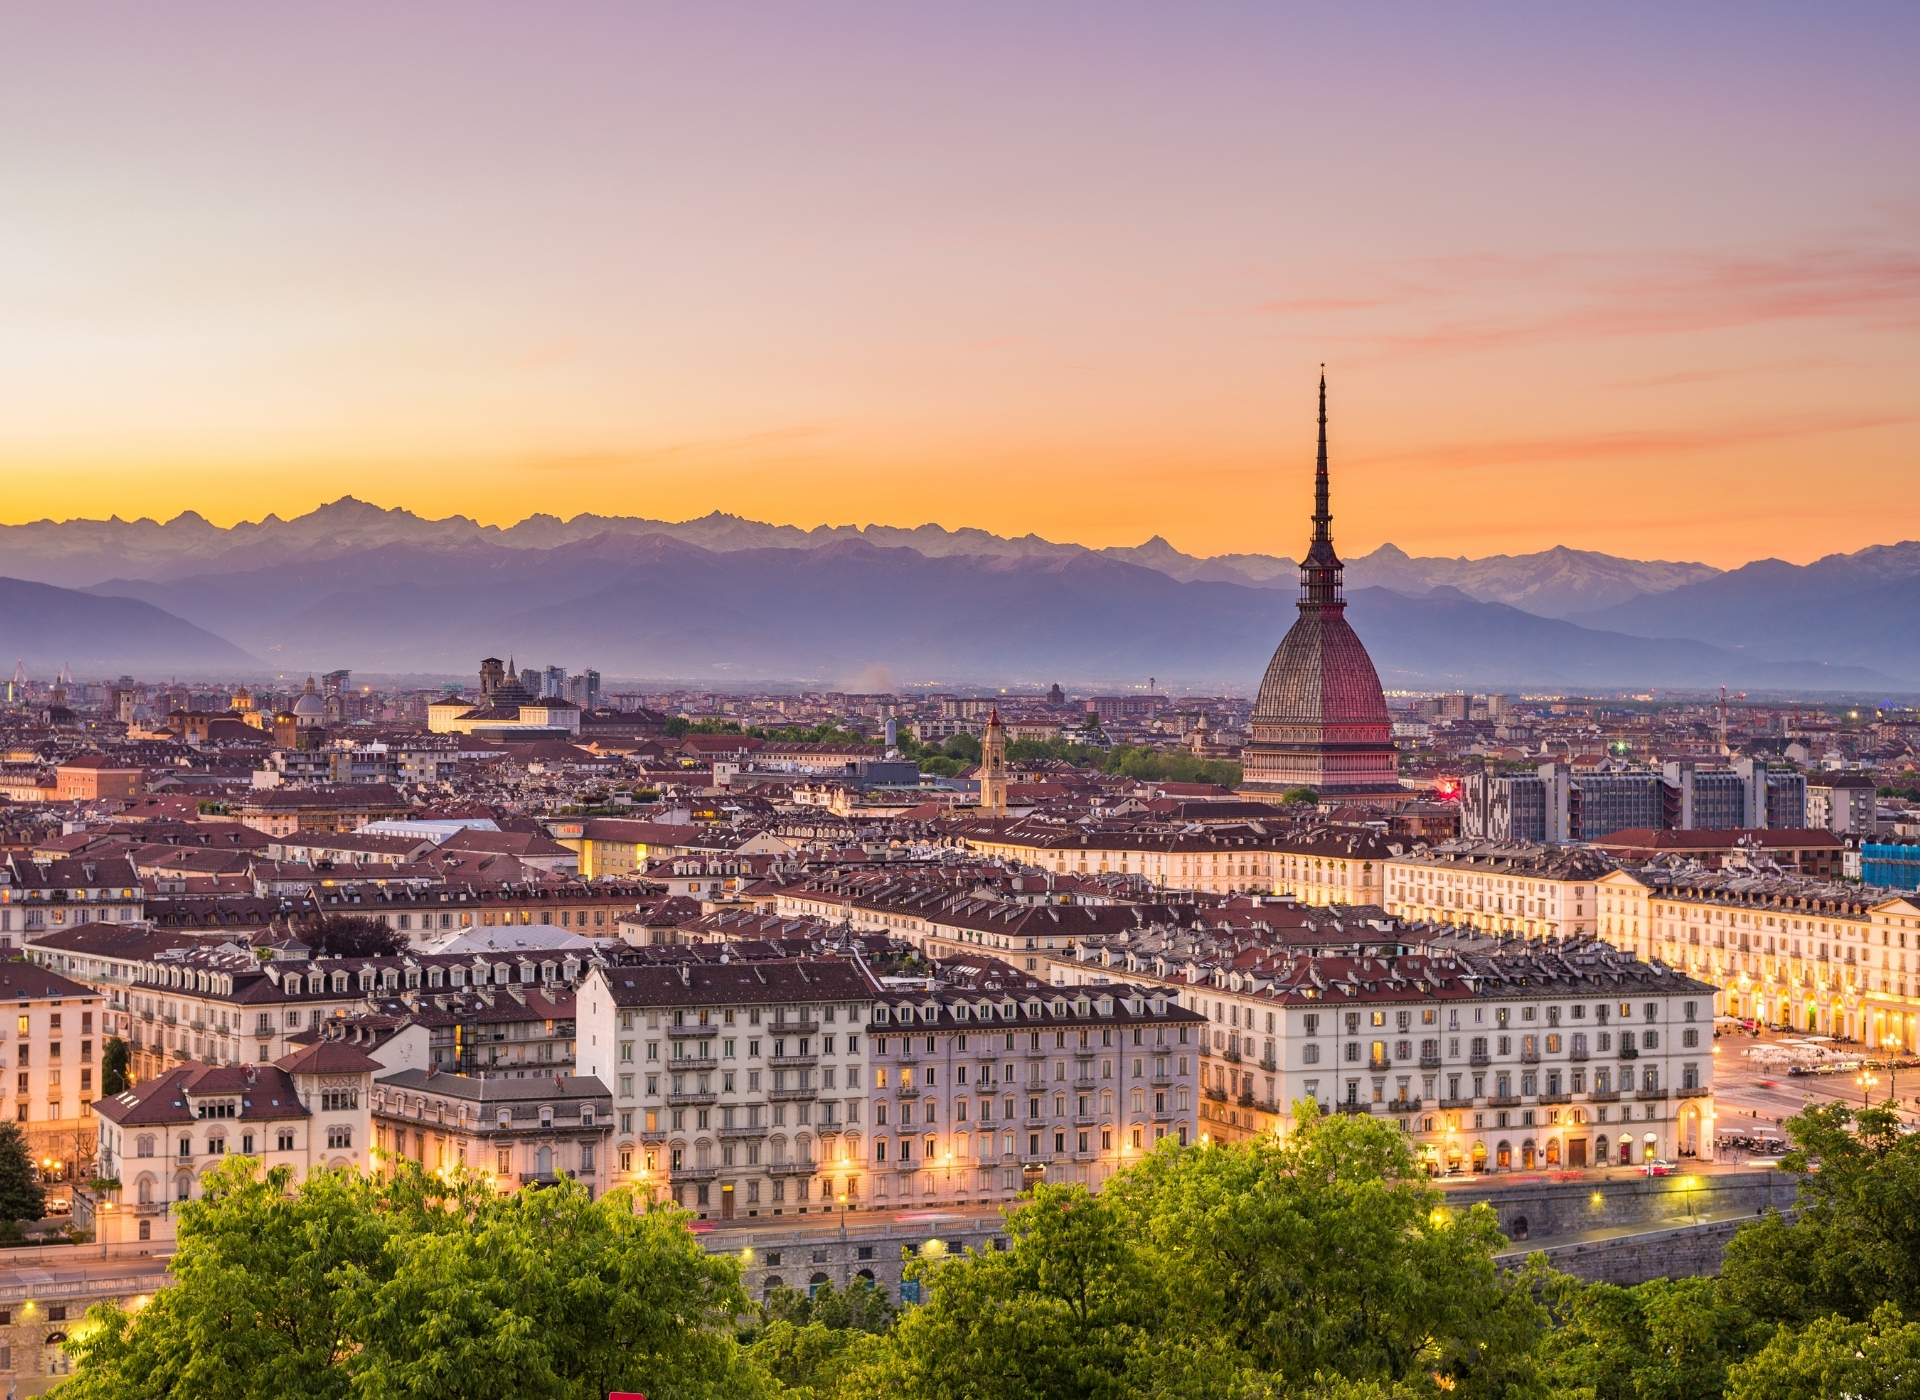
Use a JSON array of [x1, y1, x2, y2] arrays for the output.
[[1718, 1100, 1920, 1327], [0, 1120, 46, 1224], [63, 1158, 763, 1400], [1722, 1303, 1920, 1400], [833, 1106, 1543, 1400]]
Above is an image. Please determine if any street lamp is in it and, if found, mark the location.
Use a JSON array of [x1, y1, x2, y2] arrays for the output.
[[1856, 1069, 1880, 1108]]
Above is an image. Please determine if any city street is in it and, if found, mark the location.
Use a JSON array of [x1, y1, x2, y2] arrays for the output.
[[1707, 1027, 1920, 1149]]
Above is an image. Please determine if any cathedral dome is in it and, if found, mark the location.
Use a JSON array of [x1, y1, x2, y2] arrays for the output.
[[291, 677, 327, 726], [1254, 610, 1390, 729], [1240, 374, 1397, 798]]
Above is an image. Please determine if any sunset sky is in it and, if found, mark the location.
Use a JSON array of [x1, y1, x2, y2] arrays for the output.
[[1, 3, 1915, 568]]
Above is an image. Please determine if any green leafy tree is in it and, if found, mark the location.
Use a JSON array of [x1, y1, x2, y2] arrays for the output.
[[1534, 1271, 1764, 1400], [841, 1109, 1543, 1400], [1281, 786, 1320, 804], [101, 1036, 132, 1096], [747, 1282, 893, 1399], [64, 1158, 765, 1400], [1719, 1101, 1920, 1326], [0, 1120, 46, 1223], [1725, 1304, 1920, 1400]]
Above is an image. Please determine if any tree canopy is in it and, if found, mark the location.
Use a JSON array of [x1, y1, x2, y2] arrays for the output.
[[60, 1097, 1920, 1400], [297, 913, 409, 958], [0, 1121, 46, 1224], [65, 1159, 763, 1400]]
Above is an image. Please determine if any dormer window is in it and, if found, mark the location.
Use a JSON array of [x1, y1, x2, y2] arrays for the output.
[[581, 1107, 594, 1126], [539, 1107, 554, 1128]]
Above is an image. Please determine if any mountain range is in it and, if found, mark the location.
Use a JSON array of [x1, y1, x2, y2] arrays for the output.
[[0, 499, 1915, 690]]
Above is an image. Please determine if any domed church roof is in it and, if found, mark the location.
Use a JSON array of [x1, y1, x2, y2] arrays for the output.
[[291, 676, 327, 722], [1240, 372, 1397, 797]]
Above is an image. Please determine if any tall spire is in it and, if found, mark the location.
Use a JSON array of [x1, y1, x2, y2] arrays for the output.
[[1298, 366, 1344, 608], [1313, 367, 1330, 544]]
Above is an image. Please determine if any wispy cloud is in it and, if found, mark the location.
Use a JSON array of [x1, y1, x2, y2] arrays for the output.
[[1355, 410, 1912, 472], [1258, 238, 1920, 360]]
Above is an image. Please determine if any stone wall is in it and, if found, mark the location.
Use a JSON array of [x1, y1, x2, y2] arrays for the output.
[[1441, 1167, 1796, 1244], [1498, 1217, 1748, 1285]]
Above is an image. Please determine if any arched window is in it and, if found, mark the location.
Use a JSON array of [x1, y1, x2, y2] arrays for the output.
[[136, 1176, 154, 1205], [808, 1272, 830, 1298], [136, 1135, 155, 1158], [536, 1145, 553, 1177], [763, 1275, 784, 1295]]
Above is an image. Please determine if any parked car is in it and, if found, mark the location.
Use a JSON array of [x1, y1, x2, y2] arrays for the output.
[[1644, 1158, 1675, 1177]]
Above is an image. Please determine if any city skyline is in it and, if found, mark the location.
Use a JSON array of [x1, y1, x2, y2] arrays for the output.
[[2, 4, 1917, 569]]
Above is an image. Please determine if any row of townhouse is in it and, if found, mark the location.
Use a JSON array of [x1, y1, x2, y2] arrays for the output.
[[1045, 913, 1717, 1172], [1381, 840, 1920, 1053], [1380, 841, 1614, 941], [953, 820, 1395, 903], [139, 878, 656, 943], [25, 922, 591, 1080], [0, 855, 145, 948], [573, 952, 1205, 1221], [1594, 867, 1920, 1050], [783, 878, 1208, 975]]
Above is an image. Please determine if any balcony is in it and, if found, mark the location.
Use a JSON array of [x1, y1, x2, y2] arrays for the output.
[[1588, 1090, 1621, 1102], [1676, 1085, 1710, 1099], [1419, 1054, 1442, 1069], [895, 1085, 921, 1099], [666, 1090, 717, 1107], [1204, 1086, 1227, 1102], [1259, 1057, 1278, 1073], [670, 1164, 719, 1182], [1635, 1088, 1668, 1101], [1386, 1097, 1422, 1113], [768, 1053, 818, 1069], [768, 1085, 818, 1102], [1619, 1046, 1640, 1060], [1485, 1095, 1521, 1108], [1368, 1057, 1392, 1071], [768, 1020, 819, 1036], [1519, 1051, 1540, 1064], [717, 1124, 767, 1139], [1334, 1102, 1370, 1116], [1468, 1052, 1491, 1067], [1222, 1047, 1242, 1064], [1150, 1075, 1173, 1088], [1568, 1047, 1589, 1061], [666, 1024, 717, 1040], [1537, 1092, 1572, 1106], [767, 1160, 818, 1177], [1437, 1096, 1474, 1110]]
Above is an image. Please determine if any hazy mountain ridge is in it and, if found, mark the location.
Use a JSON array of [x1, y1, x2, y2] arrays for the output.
[[12, 500, 1919, 687], [0, 578, 255, 674], [1572, 541, 1920, 668], [70, 534, 1908, 689], [7, 497, 1720, 616]]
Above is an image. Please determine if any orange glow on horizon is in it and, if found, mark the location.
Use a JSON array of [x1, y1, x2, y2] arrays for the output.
[[1, 7, 1915, 571]]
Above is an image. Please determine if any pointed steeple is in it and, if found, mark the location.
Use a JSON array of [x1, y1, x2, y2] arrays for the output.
[[1298, 367, 1344, 609]]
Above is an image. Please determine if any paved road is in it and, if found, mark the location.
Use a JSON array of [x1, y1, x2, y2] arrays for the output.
[[1707, 1027, 1920, 1147]]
